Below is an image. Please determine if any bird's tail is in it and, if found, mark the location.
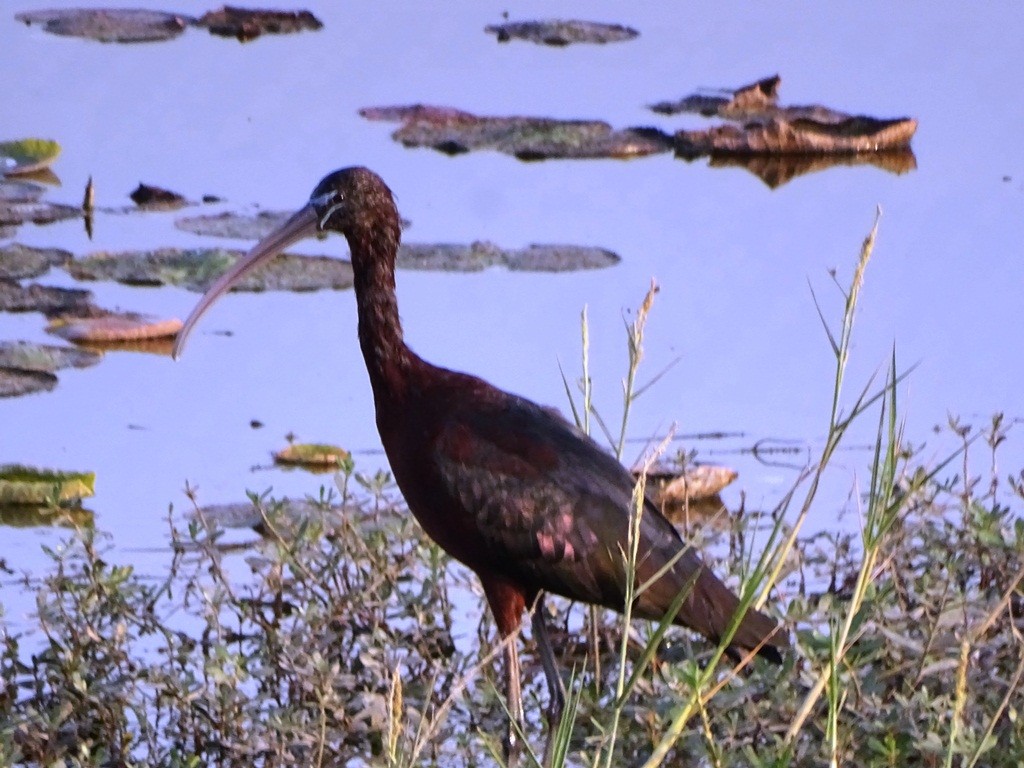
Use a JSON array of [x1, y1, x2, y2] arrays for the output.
[[681, 567, 788, 664]]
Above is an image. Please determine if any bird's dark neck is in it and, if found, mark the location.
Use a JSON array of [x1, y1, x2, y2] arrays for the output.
[[346, 217, 416, 400]]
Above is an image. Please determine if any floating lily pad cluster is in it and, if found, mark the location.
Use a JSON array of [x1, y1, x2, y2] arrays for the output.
[[360, 105, 672, 161], [14, 6, 322, 44], [1, 151, 621, 399], [361, 75, 917, 187]]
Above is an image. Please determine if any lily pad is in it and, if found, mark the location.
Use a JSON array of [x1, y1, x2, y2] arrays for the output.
[[15, 8, 190, 43], [0, 139, 61, 177], [177, 209, 412, 239], [485, 19, 639, 46], [0, 280, 94, 315], [195, 7, 323, 42], [504, 244, 619, 272], [361, 105, 672, 160], [274, 442, 351, 469], [0, 200, 82, 226], [0, 465, 95, 505], [66, 247, 355, 292], [0, 368, 57, 398], [0, 341, 101, 373], [47, 312, 182, 343], [175, 210, 292, 239], [0, 243, 72, 279], [397, 241, 619, 272]]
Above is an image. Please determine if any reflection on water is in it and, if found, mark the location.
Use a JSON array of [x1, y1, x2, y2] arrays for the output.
[[697, 149, 917, 188]]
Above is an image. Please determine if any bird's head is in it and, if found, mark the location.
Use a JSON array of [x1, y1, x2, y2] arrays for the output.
[[309, 166, 394, 235], [172, 166, 394, 360]]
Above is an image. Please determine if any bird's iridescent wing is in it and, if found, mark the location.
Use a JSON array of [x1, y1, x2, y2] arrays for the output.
[[434, 395, 700, 610]]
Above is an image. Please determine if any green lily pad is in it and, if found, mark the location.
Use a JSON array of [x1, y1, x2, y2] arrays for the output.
[[15, 9, 190, 43], [0, 341, 101, 372], [0, 139, 61, 177], [274, 443, 351, 470], [0, 465, 95, 505], [66, 248, 355, 292], [0, 243, 72, 280], [0, 367, 57, 398]]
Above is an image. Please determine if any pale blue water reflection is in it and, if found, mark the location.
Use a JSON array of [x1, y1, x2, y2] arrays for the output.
[[2, 3, 1022, 624]]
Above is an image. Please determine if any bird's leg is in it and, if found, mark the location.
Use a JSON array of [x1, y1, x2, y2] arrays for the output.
[[502, 633, 525, 767], [481, 577, 529, 765], [532, 594, 566, 766]]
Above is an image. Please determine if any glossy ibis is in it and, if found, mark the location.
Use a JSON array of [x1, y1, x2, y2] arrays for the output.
[[174, 167, 786, 763]]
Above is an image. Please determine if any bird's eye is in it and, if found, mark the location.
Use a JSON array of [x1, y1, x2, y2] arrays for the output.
[[311, 191, 346, 229]]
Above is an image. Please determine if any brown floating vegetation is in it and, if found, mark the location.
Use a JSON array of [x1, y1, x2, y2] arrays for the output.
[[485, 19, 639, 46], [653, 75, 917, 158], [14, 8, 190, 43], [674, 117, 918, 157], [47, 312, 183, 344], [360, 104, 672, 160], [195, 6, 323, 42]]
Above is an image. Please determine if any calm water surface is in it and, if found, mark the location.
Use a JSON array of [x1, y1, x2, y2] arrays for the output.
[[2, 3, 1022, 627]]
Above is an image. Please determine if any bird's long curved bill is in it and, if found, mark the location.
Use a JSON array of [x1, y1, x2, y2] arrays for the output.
[[172, 204, 320, 360]]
